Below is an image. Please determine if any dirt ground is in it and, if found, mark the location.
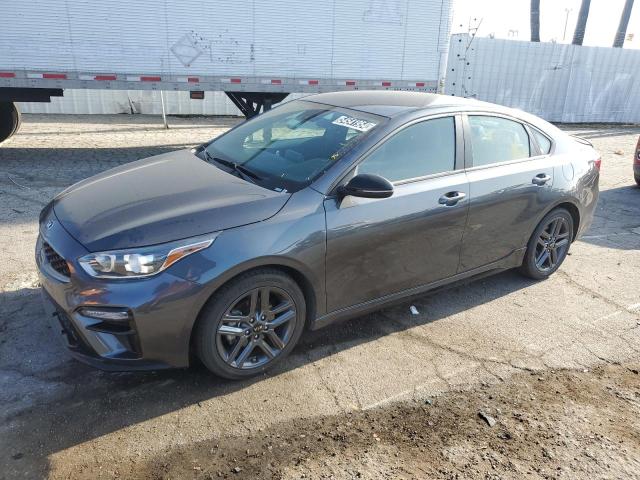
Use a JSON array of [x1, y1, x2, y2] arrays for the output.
[[1, 115, 639, 480], [133, 363, 640, 480]]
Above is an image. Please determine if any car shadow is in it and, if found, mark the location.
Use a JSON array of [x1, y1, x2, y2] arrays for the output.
[[578, 184, 640, 250], [0, 269, 535, 477]]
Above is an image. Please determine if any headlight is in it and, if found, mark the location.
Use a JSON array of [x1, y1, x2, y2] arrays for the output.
[[78, 233, 219, 279]]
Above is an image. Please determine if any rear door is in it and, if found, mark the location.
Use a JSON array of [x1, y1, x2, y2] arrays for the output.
[[458, 114, 555, 272], [324, 115, 469, 312]]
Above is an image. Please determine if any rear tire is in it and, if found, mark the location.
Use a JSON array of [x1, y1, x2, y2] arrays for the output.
[[195, 269, 306, 379], [10, 104, 21, 138], [635, 173, 640, 187], [519, 208, 574, 280], [0, 102, 20, 143]]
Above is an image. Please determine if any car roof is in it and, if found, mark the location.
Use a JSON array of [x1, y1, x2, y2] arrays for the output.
[[303, 90, 495, 117], [301, 90, 562, 137]]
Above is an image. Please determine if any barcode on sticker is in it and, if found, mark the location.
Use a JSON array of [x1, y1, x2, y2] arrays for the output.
[[332, 115, 377, 132]]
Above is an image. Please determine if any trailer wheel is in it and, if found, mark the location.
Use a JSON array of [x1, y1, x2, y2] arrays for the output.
[[0, 102, 20, 144]]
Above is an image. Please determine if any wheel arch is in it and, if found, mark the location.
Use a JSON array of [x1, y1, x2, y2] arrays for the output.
[[547, 200, 581, 241], [520, 199, 581, 256], [558, 201, 580, 241], [187, 259, 321, 361]]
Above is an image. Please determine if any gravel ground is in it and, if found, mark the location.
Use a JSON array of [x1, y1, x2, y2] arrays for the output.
[[0, 115, 639, 479], [135, 363, 640, 479]]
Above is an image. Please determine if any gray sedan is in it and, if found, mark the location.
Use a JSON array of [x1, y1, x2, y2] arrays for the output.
[[36, 91, 600, 378]]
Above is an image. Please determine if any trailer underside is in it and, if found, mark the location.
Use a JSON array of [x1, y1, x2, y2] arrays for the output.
[[0, 72, 438, 141]]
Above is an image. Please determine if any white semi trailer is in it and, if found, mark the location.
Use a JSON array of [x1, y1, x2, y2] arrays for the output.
[[0, 0, 453, 142]]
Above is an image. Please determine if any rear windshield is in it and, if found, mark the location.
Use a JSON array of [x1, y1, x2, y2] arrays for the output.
[[205, 100, 384, 193]]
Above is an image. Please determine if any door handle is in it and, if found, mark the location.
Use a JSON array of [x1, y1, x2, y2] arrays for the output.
[[532, 173, 551, 186], [439, 191, 466, 206]]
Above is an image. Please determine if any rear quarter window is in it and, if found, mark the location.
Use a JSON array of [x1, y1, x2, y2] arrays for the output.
[[531, 128, 552, 154]]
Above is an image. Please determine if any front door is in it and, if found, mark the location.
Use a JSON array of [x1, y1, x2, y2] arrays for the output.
[[324, 116, 469, 312]]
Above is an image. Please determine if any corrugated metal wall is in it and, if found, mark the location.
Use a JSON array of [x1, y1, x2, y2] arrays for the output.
[[446, 34, 640, 123]]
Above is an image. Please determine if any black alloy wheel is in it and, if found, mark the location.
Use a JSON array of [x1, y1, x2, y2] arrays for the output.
[[533, 216, 571, 272], [216, 286, 297, 369], [520, 208, 574, 280], [195, 269, 306, 379]]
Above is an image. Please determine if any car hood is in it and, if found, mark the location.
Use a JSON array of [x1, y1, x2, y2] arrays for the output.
[[53, 149, 290, 252]]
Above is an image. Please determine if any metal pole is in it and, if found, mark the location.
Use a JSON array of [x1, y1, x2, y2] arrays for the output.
[[530, 0, 541, 42], [160, 90, 168, 129], [563, 8, 572, 41]]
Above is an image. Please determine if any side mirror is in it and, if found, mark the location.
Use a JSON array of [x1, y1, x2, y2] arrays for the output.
[[337, 173, 394, 199]]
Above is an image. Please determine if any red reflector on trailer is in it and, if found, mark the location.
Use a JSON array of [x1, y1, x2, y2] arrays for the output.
[[95, 75, 117, 81], [308, 80, 319, 85], [416, 82, 425, 87], [190, 91, 205, 100], [43, 73, 67, 79], [382, 81, 392, 87], [346, 81, 356, 86], [187, 77, 199, 83], [230, 78, 241, 83], [141, 76, 161, 82], [0, 72, 16, 78], [271, 79, 282, 84]]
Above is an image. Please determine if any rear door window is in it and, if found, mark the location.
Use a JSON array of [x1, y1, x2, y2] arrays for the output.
[[468, 116, 531, 167]]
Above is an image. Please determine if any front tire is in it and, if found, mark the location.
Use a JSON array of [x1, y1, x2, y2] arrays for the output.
[[519, 208, 574, 280], [195, 269, 306, 379]]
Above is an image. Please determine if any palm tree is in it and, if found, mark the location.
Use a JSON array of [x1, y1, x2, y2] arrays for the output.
[[572, 0, 592, 45], [613, 0, 635, 47], [531, 0, 541, 42]]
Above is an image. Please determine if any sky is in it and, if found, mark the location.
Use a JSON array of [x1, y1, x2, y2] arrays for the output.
[[451, 0, 640, 49]]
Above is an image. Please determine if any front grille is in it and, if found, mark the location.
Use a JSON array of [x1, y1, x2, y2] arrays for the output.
[[43, 242, 71, 278]]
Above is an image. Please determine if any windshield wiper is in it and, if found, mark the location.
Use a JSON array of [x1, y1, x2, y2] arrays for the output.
[[203, 151, 262, 183]]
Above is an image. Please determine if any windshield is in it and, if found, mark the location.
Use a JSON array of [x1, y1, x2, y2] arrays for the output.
[[204, 100, 384, 193]]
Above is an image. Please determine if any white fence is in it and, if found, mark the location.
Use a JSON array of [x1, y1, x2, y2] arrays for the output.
[[446, 34, 640, 123]]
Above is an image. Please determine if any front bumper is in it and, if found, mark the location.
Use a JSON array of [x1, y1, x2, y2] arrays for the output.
[[40, 289, 170, 371], [36, 208, 207, 371]]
